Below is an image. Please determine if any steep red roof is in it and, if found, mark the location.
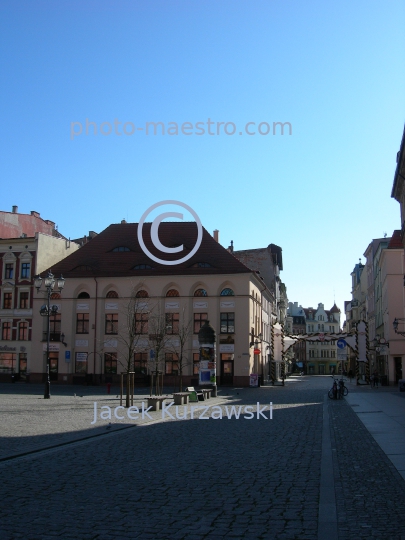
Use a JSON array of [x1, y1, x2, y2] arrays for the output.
[[44, 222, 252, 278], [330, 303, 341, 313], [388, 230, 402, 249]]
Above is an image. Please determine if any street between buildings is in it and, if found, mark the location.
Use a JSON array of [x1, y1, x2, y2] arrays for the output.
[[1, 376, 405, 540]]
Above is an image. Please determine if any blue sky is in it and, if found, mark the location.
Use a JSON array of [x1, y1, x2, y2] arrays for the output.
[[1, 0, 404, 314]]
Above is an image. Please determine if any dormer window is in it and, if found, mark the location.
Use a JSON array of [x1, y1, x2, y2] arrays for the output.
[[133, 264, 154, 270], [191, 262, 212, 268], [112, 246, 130, 252]]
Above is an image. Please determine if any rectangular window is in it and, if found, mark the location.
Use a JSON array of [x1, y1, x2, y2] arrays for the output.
[[220, 312, 235, 333], [135, 313, 148, 334], [331, 350, 335, 358], [194, 313, 208, 334], [165, 313, 179, 334], [165, 352, 179, 374], [0, 352, 16, 372], [193, 352, 200, 375], [3, 293, 12, 309], [76, 313, 89, 334], [134, 352, 147, 374], [2, 322, 11, 340], [21, 263, 30, 279], [105, 313, 118, 334], [18, 322, 28, 341], [50, 313, 61, 341], [5, 264, 14, 279], [19, 292, 29, 309], [105, 352, 117, 374], [75, 352, 88, 374]]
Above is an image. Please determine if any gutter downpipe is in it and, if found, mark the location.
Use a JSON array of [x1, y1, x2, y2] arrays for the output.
[[93, 276, 98, 378]]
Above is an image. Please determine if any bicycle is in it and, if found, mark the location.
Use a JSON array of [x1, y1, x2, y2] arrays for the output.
[[328, 376, 348, 399]]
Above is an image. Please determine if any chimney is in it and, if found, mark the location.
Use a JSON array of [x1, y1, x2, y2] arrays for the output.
[[227, 240, 234, 253], [121, 219, 127, 224], [30, 211, 40, 218], [12, 205, 18, 213], [213, 229, 219, 242]]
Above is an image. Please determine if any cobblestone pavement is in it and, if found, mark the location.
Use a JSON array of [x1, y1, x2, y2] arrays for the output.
[[1, 377, 405, 539]]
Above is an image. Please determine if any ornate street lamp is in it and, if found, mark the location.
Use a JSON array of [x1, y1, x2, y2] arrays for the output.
[[35, 272, 65, 399]]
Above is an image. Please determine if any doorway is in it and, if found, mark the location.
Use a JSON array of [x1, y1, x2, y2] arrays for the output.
[[49, 352, 59, 381], [220, 353, 234, 386], [394, 357, 403, 383]]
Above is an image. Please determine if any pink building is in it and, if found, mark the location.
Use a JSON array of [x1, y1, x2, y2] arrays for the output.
[[0, 206, 60, 239], [381, 231, 405, 383]]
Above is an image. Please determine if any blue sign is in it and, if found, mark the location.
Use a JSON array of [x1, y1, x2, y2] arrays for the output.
[[337, 339, 346, 349], [150, 350, 155, 359], [65, 351, 71, 362]]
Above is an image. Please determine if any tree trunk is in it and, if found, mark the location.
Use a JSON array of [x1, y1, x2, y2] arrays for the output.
[[125, 372, 130, 408]]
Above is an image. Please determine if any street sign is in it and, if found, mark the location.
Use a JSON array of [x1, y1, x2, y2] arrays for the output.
[[337, 339, 346, 349], [65, 351, 71, 362]]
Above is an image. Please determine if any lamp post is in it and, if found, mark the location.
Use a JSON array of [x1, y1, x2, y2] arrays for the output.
[[34, 272, 65, 399]]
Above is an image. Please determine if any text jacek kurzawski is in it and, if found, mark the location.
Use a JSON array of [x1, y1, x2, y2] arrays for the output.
[[91, 402, 273, 424]]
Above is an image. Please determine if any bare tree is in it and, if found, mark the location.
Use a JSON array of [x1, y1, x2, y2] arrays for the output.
[[147, 306, 172, 396], [165, 313, 193, 392], [113, 286, 149, 407]]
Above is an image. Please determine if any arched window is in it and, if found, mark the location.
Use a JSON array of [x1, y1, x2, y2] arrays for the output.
[[112, 246, 130, 252], [106, 291, 118, 298], [78, 292, 90, 299], [194, 289, 208, 297], [135, 290, 149, 298], [166, 289, 179, 297], [50, 293, 61, 300], [220, 288, 234, 296]]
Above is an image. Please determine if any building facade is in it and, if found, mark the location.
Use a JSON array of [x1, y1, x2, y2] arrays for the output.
[[29, 223, 275, 387], [0, 233, 79, 380]]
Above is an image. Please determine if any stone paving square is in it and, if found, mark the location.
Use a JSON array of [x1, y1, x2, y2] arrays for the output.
[[1, 377, 405, 539]]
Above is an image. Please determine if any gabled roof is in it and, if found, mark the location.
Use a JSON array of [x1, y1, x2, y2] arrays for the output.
[[44, 222, 252, 278], [330, 303, 341, 313]]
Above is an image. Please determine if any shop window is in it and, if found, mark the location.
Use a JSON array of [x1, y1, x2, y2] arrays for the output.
[[105, 352, 117, 374], [165, 353, 179, 375], [193, 352, 200, 375], [75, 352, 88, 374], [134, 352, 147, 374]]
